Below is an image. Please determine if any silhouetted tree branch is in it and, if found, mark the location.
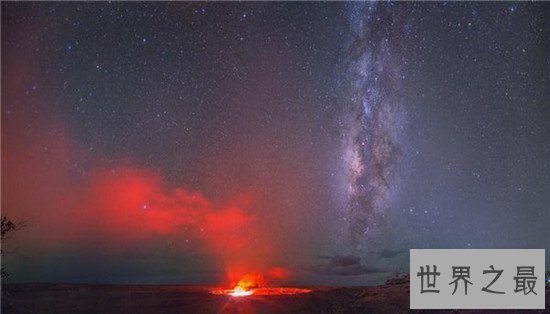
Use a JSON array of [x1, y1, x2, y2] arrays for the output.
[[1, 215, 25, 278]]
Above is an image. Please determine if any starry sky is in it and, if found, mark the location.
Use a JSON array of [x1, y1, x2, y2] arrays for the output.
[[2, 2, 548, 286]]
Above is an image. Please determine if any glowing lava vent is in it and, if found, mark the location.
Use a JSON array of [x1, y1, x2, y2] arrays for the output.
[[229, 286, 254, 297], [212, 273, 312, 297]]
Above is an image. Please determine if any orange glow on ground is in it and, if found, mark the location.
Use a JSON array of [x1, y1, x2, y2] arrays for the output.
[[212, 287, 312, 297]]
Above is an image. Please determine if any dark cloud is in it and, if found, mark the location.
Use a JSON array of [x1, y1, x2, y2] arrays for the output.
[[376, 249, 405, 259], [304, 255, 388, 276]]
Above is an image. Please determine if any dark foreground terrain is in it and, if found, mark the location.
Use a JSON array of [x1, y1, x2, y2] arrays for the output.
[[2, 276, 549, 313]]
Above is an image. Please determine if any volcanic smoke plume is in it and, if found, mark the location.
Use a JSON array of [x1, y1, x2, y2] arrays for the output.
[[69, 165, 287, 287]]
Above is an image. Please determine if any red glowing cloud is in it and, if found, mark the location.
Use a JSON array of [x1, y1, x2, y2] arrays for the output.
[[63, 164, 279, 285]]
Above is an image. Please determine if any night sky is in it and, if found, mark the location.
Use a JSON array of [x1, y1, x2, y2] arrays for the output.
[[2, 2, 548, 286]]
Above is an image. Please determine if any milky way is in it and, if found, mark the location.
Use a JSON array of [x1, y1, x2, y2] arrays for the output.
[[341, 3, 407, 249]]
